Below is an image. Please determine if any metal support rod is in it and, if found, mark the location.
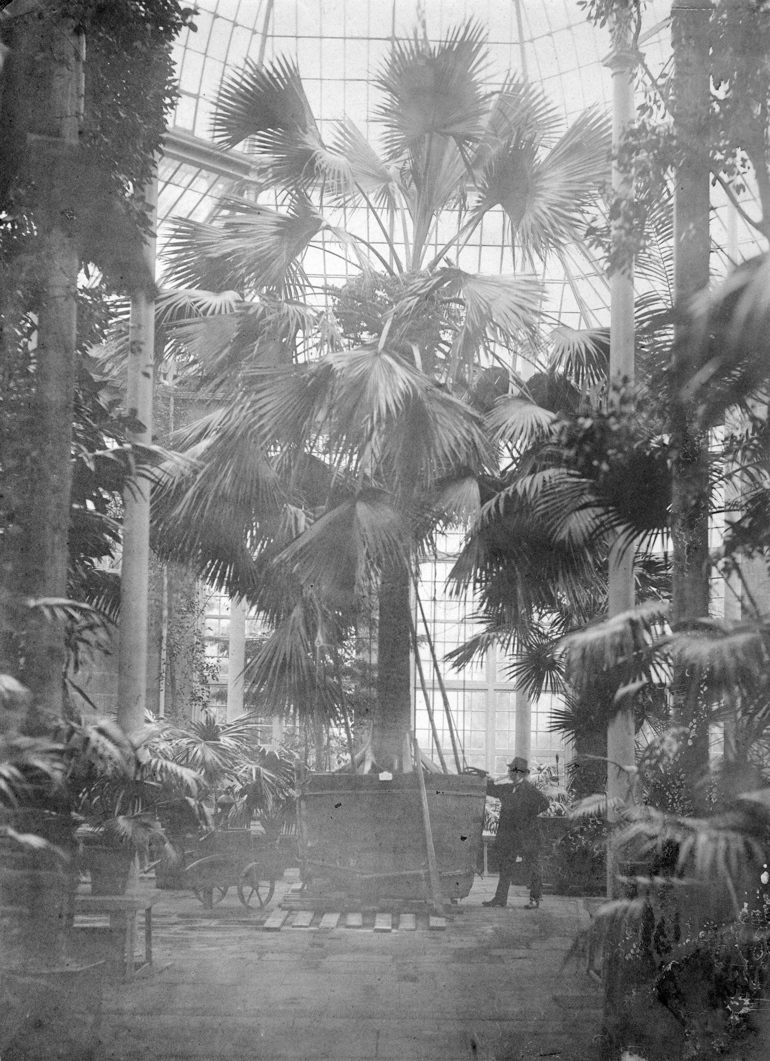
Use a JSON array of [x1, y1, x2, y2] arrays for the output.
[[117, 175, 157, 735], [411, 735, 445, 916], [409, 612, 449, 773], [414, 585, 464, 772]]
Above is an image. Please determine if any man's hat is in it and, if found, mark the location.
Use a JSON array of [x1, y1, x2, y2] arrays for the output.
[[507, 756, 530, 774]]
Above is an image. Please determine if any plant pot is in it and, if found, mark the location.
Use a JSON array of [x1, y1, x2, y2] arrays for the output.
[[80, 843, 137, 896], [0, 812, 78, 967], [298, 772, 486, 901], [1, 960, 104, 1061]]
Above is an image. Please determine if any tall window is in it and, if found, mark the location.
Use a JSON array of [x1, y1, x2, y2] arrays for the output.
[[414, 533, 572, 775]]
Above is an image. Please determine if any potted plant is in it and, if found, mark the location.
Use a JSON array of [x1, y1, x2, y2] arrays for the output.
[[0, 683, 78, 967], [151, 710, 297, 888], [64, 714, 203, 894], [0, 677, 109, 1061]]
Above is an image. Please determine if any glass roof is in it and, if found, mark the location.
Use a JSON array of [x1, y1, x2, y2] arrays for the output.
[[157, 0, 765, 327]]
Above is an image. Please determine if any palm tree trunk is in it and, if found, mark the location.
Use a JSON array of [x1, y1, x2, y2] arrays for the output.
[[7, 17, 82, 727], [604, 11, 638, 883], [117, 176, 157, 734], [372, 556, 412, 772], [670, 0, 712, 802]]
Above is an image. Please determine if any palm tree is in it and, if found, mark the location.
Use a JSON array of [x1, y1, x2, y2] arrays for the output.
[[153, 21, 611, 772]]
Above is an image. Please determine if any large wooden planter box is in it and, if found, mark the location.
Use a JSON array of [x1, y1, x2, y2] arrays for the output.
[[297, 772, 486, 902]]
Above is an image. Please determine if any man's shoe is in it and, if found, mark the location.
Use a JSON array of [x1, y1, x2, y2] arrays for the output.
[[524, 899, 540, 909], [482, 899, 507, 907]]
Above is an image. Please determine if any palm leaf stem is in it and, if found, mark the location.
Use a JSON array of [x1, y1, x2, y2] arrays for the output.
[[410, 132, 435, 270], [426, 211, 482, 273], [346, 233, 399, 277], [354, 185, 404, 274], [397, 189, 413, 273]]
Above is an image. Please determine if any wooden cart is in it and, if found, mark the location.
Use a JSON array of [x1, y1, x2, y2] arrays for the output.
[[183, 829, 281, 910]]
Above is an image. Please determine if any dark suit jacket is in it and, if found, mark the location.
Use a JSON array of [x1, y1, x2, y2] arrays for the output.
[[486, 777, 550, 853]]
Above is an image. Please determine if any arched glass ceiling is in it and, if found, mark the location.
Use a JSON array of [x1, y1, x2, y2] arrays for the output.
[[158, 0, 765, 328]]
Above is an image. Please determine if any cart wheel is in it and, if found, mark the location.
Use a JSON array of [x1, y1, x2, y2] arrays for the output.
[[192, 883, 229, 907], [237, 863, 275, 908], [184, 855, 230, 908]]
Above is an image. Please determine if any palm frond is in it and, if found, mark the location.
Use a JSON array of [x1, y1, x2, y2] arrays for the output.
[[480, 76, 560, 151], [431, 474, 482, 525], [329, 119, 400, 211], [276, 491, 408, 609], [151, 405, 287, 596], [475, 108, 610, 259], [684, 255, 770, 427], [485, 395, 555, 450], [669, 618, 770, 704], [563, 601, 671, 699], [163, 199, 323, 294], [374, 20, 491, 158], [251, 125, 354, 195], [155, 288, 242, 323], [547, 326, 609, 390], [244, 600, 337, 715], [212, 55, 317, 150], [396, 268, 542, 377]]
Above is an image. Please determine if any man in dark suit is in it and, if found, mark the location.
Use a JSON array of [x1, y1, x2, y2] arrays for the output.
[[482, 756, 550, 909]]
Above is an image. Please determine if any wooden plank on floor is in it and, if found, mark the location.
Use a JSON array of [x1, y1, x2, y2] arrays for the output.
[[345, 912, 363, 928], [262, 909, 289, 931], [398, 913, 417, 931], [318, 911, 341, 930], [428, 915, 446, 931], [374, 912, 392, 932], [291, 910, 314, 928]]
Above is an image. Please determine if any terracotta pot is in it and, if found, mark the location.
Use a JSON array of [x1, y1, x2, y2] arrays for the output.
[[81, 843, 137, 895]]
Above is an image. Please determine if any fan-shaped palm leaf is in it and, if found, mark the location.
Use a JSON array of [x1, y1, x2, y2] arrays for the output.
[[277, 490, 408, 609], [164, 198, 324, 294], [245, 343, 486, 483], [548, 326, 610, 391], [431, 474, 482, 525], [374, 20, 490, 158], [396, 267, 542, 378], [563, 601, 671, 700], [151, 405, 287, 596], [486, 395, 556, 450], [329, 118, 400, 213], [244, 600, 337, 714], [212, 55, 318, 150], [251, 125, 356, 196], [155, 288, 242, 323], [473, 109, 610, 259], [480, 77, 560, 153]]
